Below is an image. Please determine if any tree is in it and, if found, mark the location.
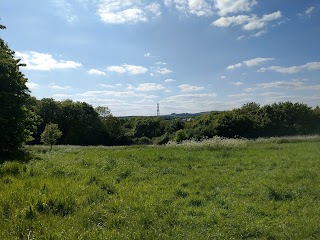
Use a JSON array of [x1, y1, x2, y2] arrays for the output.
[[95, 106, 111, 118], [100, 115, 125, 145], [174, 129, 188, 142], [59, 100, 102, 145], [41, 123, 62, 151], [133, 117, 164, 139], [0, 24, 39, 153]]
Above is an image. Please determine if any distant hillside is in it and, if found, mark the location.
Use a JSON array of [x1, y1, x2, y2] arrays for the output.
[[161, 111, 220, 120], [119, 111, 219, 119]]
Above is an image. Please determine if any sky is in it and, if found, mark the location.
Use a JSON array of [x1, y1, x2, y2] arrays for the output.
[[1, 0, 320, 116]]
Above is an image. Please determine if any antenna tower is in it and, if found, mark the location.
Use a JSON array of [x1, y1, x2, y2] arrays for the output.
[[157, 103, 160, 117]]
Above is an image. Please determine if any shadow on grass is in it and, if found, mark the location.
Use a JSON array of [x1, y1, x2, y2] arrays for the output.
[[0, 149, 36, 164]]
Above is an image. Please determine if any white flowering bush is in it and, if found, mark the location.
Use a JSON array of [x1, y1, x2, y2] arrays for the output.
[[255, 135, 320, 144], [166, 136, 248, 150]]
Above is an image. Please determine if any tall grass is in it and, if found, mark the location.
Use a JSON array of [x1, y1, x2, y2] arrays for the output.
[[0, 136, 319, 239]]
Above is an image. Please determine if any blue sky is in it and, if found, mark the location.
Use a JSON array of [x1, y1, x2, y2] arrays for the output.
[[1, 0, 320, 116]]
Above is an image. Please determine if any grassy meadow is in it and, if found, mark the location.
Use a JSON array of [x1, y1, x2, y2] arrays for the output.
[[0, 137, 320, 239]]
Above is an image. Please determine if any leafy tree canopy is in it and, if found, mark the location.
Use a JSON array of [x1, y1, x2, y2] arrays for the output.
[[41, 123, 62, 151], [0, 24, 39, 153]]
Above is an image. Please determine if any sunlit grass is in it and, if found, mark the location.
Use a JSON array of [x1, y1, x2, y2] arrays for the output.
[[0, 136, 319, 239]]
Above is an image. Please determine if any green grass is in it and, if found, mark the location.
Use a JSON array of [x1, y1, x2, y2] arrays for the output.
[[1, 137, 320, 239]]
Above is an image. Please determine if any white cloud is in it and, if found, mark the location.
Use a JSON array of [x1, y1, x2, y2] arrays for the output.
[[161, 92, 219, 114], [101, 8, 146, 23], [243, 57, 274, 67], [97, 0, 161, 24], [15, 51, 82, 71], [124, 64, 148, 74], [100, 84, 114, 88], [212, 15, 251, 27], [227, 57, 274, 70], [49, 84, 71, 90], [26, 82, 40, 90], [164, 0, 213, 17], [143, 94, 158, 99], [126, 84, 135, 90], [256, 79, 320, 91], [301, 6, 315, 17], [231, 81, 243, 86], [145, 3, 162, 18], [106, 64, 148, 74], [228, 92, 252, 98], [136, 83, 165, 91], [156, 67, 172, 74], [262, 11, 282, 22], [242, 87, 255, 92], [164, 78, 176, 82], [166, 93, 217, 101], [144, 52, 152, 57], [212, 11, 282, 32], [52, 0, 79, 24], [243, 11, 282, 31], [220, 75, 226, 79], [253, 30, 267, 38], [257, 81, 303, 89], [155, 61, 167, 65], [179, 84, 205, 92], [306, 6, 315, 15], [242, 18, 265, 30], [226, 63, 242, 70], [52, 94, 73, 99], [88, 69, 106, 76], [258, 62, 320, 74], [78, 90, 141, 98], [259, 92, 284, 97], [214, 0, 257, 16], [106, 65, 127, 73]]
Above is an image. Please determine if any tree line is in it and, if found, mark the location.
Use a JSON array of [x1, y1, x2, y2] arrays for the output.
[[25, 98, 320, 146], [174, 102, 320, 142]]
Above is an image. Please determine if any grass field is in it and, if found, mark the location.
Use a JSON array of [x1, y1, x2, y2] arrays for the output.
[[1, 137, 320, 239]]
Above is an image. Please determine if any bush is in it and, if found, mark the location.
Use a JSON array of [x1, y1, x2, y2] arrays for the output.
[[41, 123, 62, 151], [174, 129, 189, 142], [133, 137, 152, 145]]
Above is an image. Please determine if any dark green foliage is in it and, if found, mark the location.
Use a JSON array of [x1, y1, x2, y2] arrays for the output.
[[153, 133, 171, 145], [175, 190, 189, 198], [182, 102, 320, 140], [164, 118, 185, 134], [267, 187, 297, 201], [0, 25, 39, 153], [133, 136, 152, 145], [36, 197, 75, 216], [100, 115, 126, 145], [261, 102, 318, 136], [59, 100, 102, 145], [100, 183, 117, 195], [32, 99, 104, 145], [30, 99, 131, 146], [133, 117, 164, 138], [174, 129, 189, 142]]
